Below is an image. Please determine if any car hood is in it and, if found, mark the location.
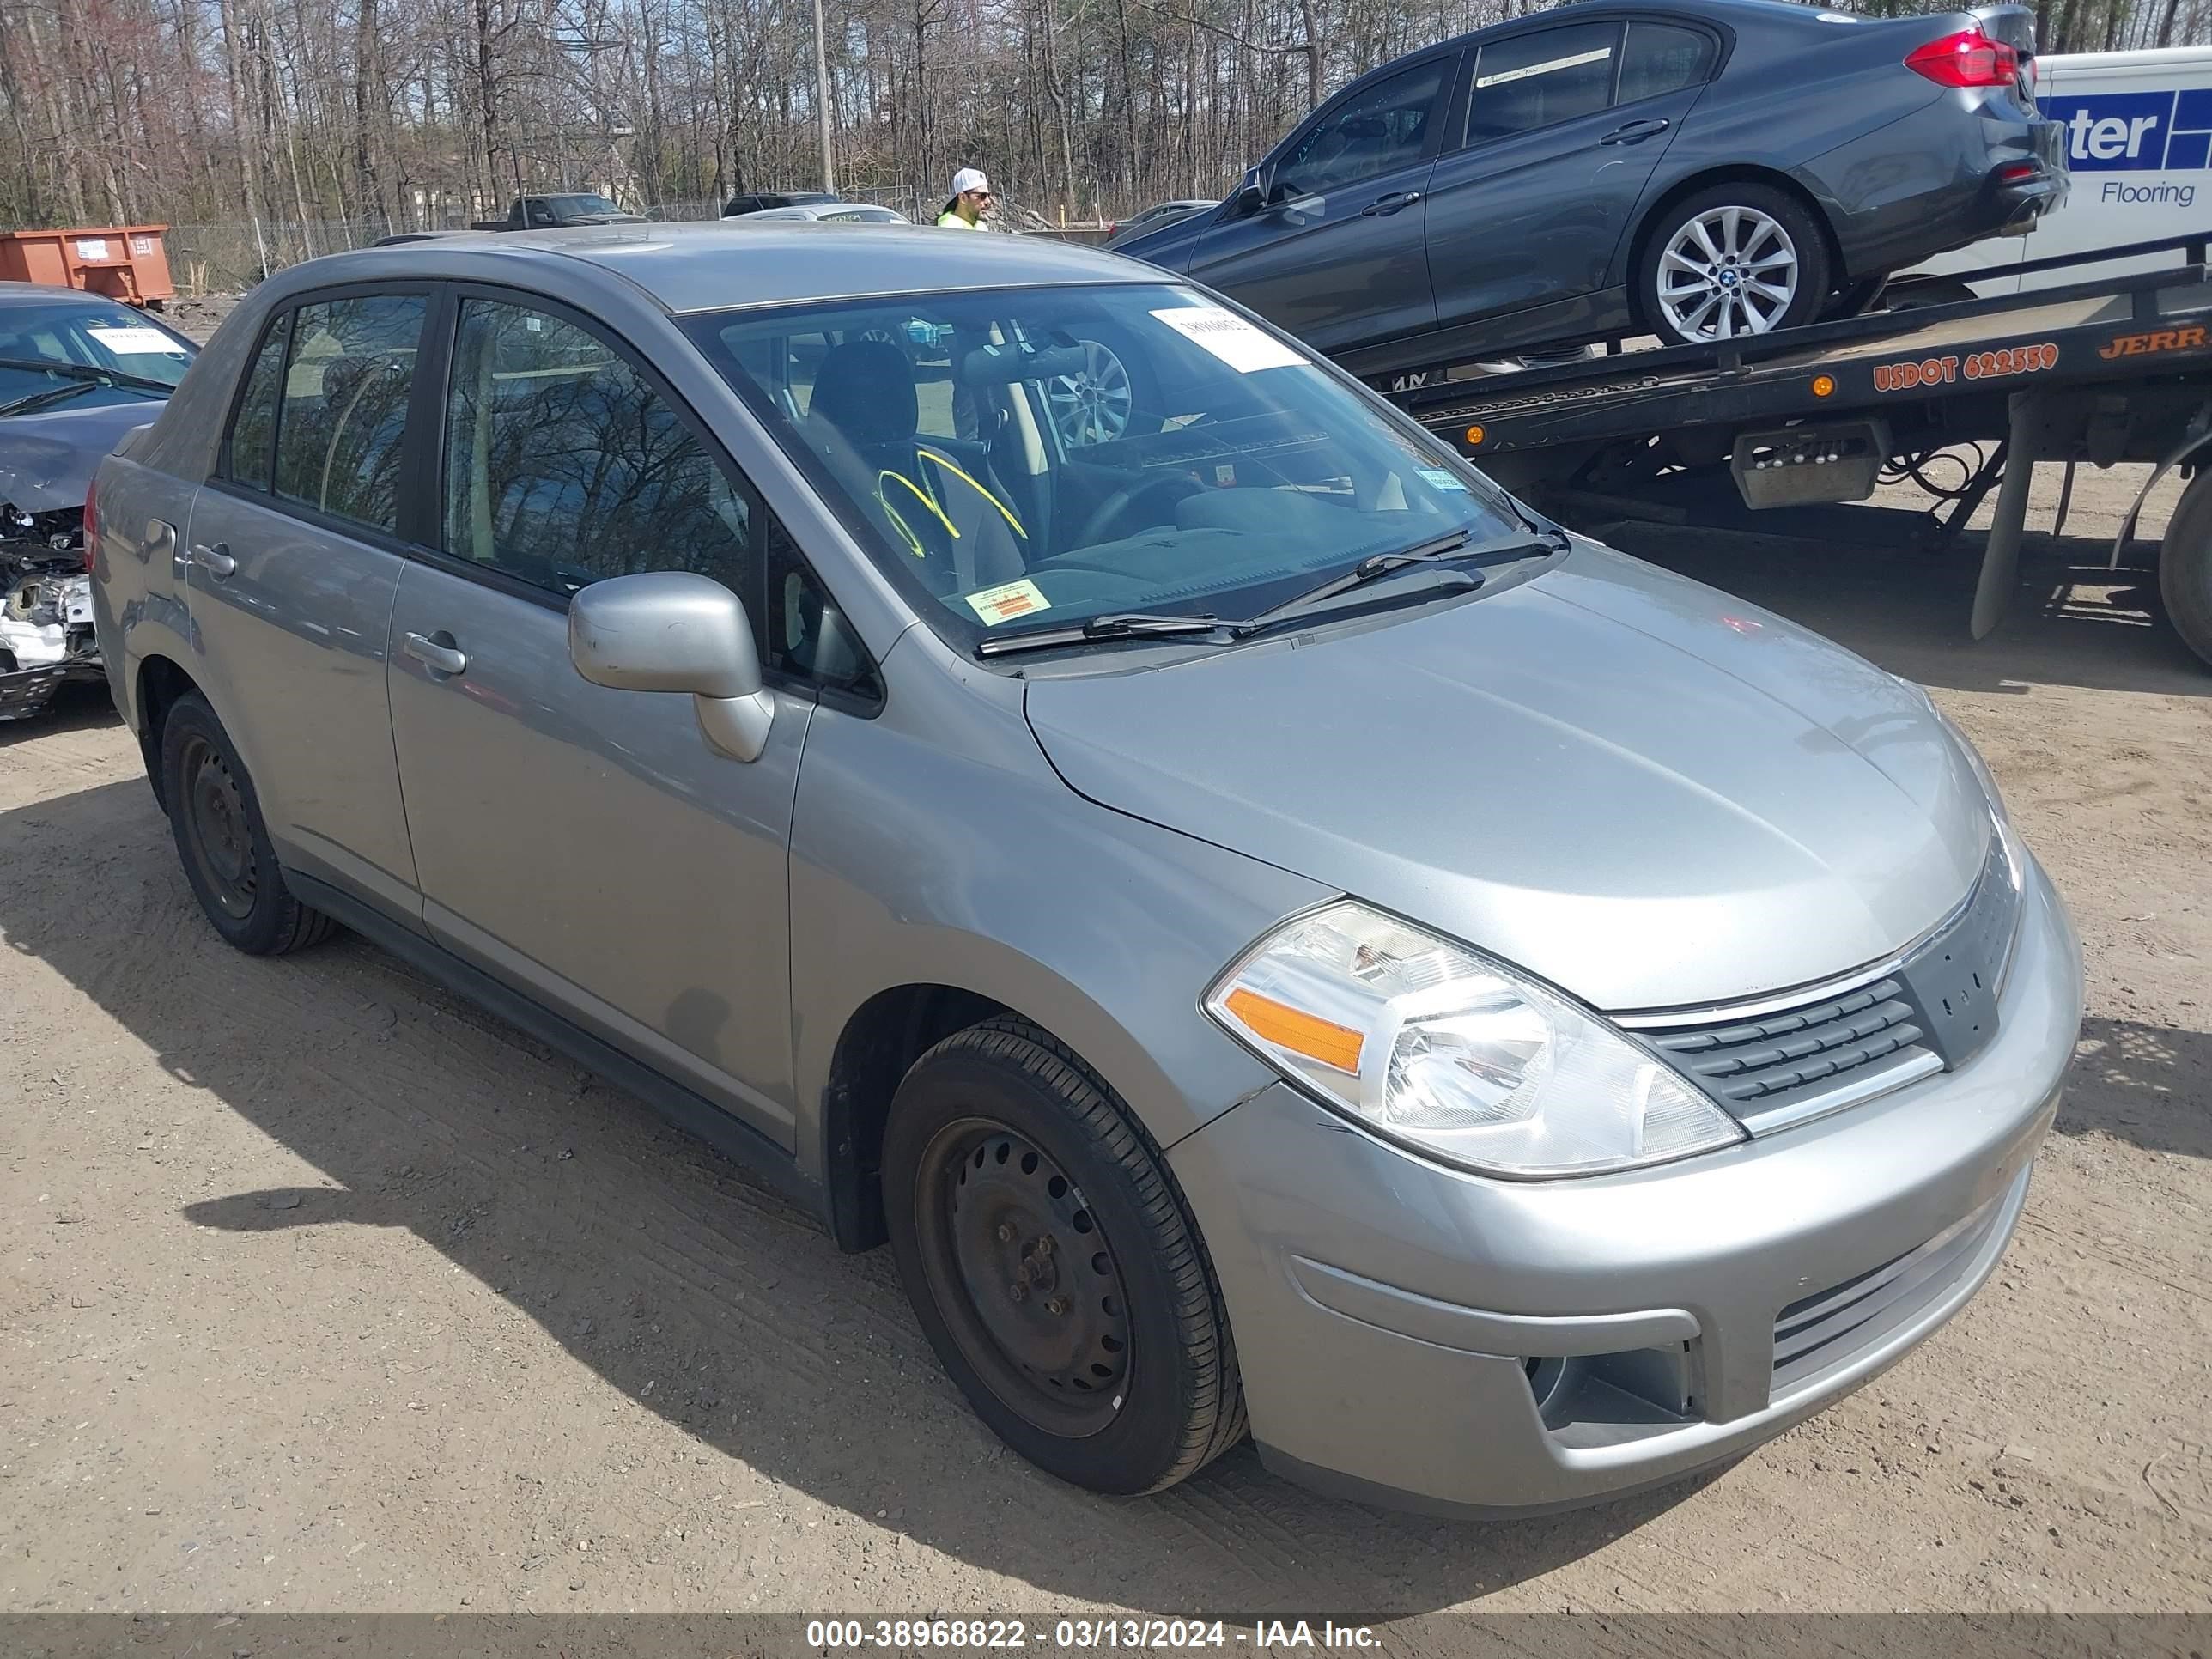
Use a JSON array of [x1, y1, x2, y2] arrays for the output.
[[1022, 544, 1994, 1012], [0, 398, 167, 511], [1114, 206, 1210, 272]]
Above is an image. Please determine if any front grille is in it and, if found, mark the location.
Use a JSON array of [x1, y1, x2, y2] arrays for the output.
[[1771, 1190, 2008, 1396], [1648, 978, 1924, 1108], [1623, 830, 2020, 1129]]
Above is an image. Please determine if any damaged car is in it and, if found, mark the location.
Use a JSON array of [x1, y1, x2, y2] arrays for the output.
[[0, 284, 197, 719]]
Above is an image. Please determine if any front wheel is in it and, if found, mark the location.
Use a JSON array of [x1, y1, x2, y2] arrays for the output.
[[882, 1017, 1246, 1494], [1638, 185, 1832, 345]]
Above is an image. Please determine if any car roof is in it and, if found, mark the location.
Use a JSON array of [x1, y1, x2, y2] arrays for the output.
[[292, 220, 1158, 314], [1358, 0, 1852, 71]]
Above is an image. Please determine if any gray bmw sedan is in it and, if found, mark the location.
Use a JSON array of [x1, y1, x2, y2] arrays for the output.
[[90, 222, 2080, 1515]]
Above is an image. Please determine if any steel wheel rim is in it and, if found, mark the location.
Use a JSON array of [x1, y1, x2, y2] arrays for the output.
[[180, 734, 255, 920], [913, 1116, 1131, 1437], [1657, 206, 1799, 341], [1045, 342, 1133, 448]]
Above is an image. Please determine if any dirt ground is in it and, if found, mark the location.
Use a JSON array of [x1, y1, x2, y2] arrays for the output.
[[2, 453, 2209, 1622]]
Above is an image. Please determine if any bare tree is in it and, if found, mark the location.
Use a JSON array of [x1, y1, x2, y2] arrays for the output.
[[3, 0, 2208, 270]]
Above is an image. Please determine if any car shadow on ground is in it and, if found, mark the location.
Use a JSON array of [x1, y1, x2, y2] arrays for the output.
[[2060, 1016, 2212, 1162], [0, 680, 120, 747], [3, 777, 1716, 1613], [1596, 518, 2211, 700]]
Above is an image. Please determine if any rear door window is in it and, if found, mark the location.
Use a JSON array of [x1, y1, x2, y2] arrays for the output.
[[1464, 22, 1622, 145], [271, 294, 425, 533], [1618, 21, 1718, 106]]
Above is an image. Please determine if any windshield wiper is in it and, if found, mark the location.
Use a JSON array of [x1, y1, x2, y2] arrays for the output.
[[0, 380, 98, 418], [1232, 527, 1564, 636], [976, 611, 1227, 658], [0, 356, 179, 399]]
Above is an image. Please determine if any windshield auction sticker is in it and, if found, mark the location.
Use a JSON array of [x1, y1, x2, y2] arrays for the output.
[[1152, 307, 1304, 373], [86, 325, 187, 356], [965, 578, 1051, 624]]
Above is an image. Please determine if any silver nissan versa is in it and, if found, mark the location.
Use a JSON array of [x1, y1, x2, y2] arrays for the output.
[[90, 222, 2081, 1516]]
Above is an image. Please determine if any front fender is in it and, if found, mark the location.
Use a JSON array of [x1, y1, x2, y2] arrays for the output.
[[787, 648, 1328, 1188]]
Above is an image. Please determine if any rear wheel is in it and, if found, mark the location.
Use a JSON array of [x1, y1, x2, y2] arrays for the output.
[[160, 693, 334, 954], [1639, 184, 1832, 345], [882, 1016, 1245, 1494], [2159, 467, 2212, 668]]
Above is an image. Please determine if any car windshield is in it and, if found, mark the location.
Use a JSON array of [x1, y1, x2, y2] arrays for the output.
[[552, 193, 620, 216], [684, 283, 1522, 651], [0, 301, 194, 408], [821, 206, 902, 222]]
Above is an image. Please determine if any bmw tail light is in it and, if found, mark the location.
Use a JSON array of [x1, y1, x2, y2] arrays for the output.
[[1906, 27, 2020, 88]]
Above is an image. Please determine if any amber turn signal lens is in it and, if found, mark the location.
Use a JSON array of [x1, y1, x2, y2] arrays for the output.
[[1811, 374, 1835, 398], [1222, 988, 1364, 1074], [1464, 424, 1486, 447]]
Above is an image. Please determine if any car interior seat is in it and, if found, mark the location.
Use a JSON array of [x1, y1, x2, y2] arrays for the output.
[[805, 339, 1029, 594]]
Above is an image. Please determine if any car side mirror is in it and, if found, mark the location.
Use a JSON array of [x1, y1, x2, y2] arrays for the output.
[[568, 571, 775, 763], [1236, 180, 1267, 217]]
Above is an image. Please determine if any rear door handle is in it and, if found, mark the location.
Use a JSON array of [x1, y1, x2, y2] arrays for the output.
[[1599, 118, 1670, 145], [189, 542, 235, 578], [1360, 191, 1424, 216], [403, 630, 468, 676]]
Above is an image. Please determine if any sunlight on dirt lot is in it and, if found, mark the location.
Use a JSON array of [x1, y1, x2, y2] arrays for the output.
[[1, 458, 2207, 1617]]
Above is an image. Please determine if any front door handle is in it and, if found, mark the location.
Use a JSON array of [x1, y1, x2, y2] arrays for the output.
[[189, 542, 235, 578], [403, 630, 469, 676], [1599, 118, 1670, 145], [1360, 190, 1424, 216]]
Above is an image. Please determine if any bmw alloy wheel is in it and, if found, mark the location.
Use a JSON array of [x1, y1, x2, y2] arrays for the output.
[[1045, 341, 1134, 447], [1656, 206, 1800, 341]]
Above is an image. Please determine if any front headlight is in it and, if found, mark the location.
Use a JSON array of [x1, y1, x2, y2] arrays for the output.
[[1204, 902, 1746, 1179]]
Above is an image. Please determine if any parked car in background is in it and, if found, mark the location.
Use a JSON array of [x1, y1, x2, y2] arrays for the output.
[[470, 193, 643, 232], [1104, 199, 1218, 247], [1, 283, 196, 718], [92, 222, 2079, 1516], [1890, 44, 2212, 304], [736, 202, 910, 224], [723, 191, 842, 217], [1115, 0, 2063, 374]]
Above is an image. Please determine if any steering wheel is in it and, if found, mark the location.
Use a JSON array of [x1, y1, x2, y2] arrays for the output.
[[1073, 473, 1200, 550]]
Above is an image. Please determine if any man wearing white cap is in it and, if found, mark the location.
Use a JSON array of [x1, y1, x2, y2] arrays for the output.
[[936, 168, 994, 228]]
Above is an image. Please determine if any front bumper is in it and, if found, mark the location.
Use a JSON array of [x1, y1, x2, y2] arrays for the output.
[[1168, 856, 2081, 1515]]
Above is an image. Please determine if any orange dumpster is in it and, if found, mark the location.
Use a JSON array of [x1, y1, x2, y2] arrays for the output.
[[0, 224, 175, 307]]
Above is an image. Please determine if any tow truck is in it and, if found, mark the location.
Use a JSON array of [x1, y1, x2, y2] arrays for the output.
[[1375, 233, 2212, 666]]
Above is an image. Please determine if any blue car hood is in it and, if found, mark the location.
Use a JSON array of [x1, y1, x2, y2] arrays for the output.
[[1023, 544, 1993, 1012], [0, 398, 166, 512]]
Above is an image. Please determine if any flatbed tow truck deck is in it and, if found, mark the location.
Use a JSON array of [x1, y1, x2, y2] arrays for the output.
[[1379, 233, 2212, 666]]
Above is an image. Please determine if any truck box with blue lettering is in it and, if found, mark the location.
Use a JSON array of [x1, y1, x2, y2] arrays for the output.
[[1896, 46, 2212, 300]]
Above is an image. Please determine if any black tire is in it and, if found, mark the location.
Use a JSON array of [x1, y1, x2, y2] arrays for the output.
[[159, 692, 334, 955], [882, 1015, 1246, 1495], [1821, 276, 1887, 320], [2159, 469, 2212, 669], [1637, 183, 1832, 346], [1881, 277, 1978, 313]]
